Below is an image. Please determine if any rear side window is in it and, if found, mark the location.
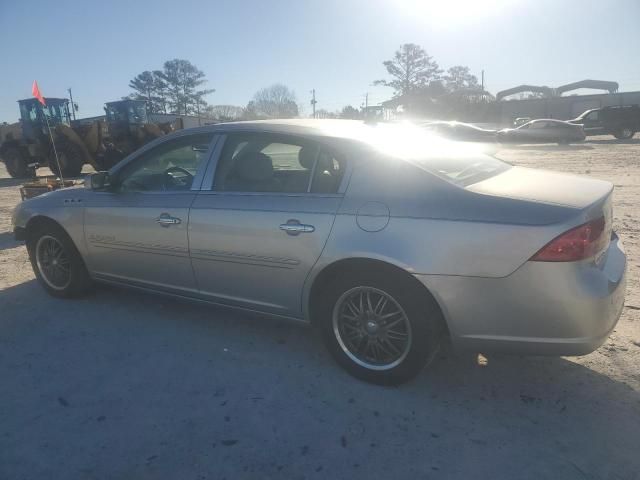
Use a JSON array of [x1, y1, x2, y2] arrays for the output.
[[213, 133, 345, 194]]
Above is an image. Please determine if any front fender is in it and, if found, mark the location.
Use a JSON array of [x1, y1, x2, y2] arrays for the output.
[[12, 188, 87, 256]]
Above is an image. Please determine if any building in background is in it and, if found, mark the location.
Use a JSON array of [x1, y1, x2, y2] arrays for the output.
[[486, 80, 640, 126]]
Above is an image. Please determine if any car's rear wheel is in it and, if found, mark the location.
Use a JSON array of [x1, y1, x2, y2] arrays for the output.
[[27, 223, 92, 298], [317, 269, 444, 385], [614, 127, 635, 140]]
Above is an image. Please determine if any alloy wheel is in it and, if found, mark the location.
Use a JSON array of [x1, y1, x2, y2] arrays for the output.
[[35, 235, 71, 291], [332, 286, 412, 370]]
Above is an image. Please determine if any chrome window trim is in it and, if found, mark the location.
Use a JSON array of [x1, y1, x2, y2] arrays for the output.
[[193, 190, 344, 198], [199, 131, 352, 196]]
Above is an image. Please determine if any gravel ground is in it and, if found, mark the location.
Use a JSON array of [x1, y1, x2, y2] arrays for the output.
[[0, 138, 639, 480]]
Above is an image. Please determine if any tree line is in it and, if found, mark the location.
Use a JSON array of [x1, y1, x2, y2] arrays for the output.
[[126, 45, 489, 121], [127, 59, 299, 121]]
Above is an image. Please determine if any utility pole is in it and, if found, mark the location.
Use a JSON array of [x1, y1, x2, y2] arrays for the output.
[[481, 70, 485, 92], [310, 89, 317, 118], [363, 92, 369, 119], [67, 88, 76, 121]]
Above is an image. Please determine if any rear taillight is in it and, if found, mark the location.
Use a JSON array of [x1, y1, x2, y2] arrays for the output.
[[531, 217, 607, 262]]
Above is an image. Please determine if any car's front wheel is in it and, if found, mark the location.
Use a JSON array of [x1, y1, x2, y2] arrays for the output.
[[317, 269, 444, 385], [27, 223, 92, 298]]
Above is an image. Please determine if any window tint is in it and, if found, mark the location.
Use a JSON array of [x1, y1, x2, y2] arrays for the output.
[[213, 133, 345, 194], [115, 133, 213, 192]]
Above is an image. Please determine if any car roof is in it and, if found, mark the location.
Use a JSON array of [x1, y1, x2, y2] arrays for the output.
[[187, 119, 372, 138], [159, 119, 497, 166], [524, 119, 570, 125]]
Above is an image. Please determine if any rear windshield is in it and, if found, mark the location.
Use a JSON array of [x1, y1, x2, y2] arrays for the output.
[[346, 122, 511, 186], [411, 154, 510, 186]]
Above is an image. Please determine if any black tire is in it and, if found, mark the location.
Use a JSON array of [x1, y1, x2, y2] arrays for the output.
[[613, 126, 635, 140], [27, 222, 92, 298], [49, 141, 84, 178], [316, 268, 444, 385], [2, 145, 30, 178]]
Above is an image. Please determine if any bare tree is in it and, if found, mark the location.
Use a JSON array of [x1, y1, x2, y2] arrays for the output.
[[315, 109, 338, 119], [340, 105, 361, 119], [374, 43, 442, 97], [247, 84, 299, 118], [203, 104, 245, 121]]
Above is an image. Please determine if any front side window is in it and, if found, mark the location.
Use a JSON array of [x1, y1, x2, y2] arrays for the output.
[[586, 111, 599, 121], [213, 133, 344, 194], [114, 133, 214, 192]]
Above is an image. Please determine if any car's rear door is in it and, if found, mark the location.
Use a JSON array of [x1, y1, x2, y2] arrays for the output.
[[188, 132, 347, 316], [83, 132, 217, 293]]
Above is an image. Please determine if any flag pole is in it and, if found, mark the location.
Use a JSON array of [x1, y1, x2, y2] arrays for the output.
[[43, 110, 65, 185], [32, 81, 65, 185]]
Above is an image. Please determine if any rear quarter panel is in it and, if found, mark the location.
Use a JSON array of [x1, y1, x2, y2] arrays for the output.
[[311, 158, 581, 279]]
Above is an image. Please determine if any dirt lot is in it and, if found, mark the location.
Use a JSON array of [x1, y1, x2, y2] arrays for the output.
[[1, 138, 639, 480]]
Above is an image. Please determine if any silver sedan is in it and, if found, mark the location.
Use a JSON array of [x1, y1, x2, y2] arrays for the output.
[[12, 120, 627, 384], [497, 119, 586, 144]]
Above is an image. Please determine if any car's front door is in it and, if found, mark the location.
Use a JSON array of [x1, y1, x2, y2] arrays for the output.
[[83, 132, 217, 293], [582, 110, 603, 134], [189, 132, 347, 316]]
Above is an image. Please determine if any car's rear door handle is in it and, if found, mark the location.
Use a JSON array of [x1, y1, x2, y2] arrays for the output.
[[279, 220, 315, 235], [156, 213, 182, 227]]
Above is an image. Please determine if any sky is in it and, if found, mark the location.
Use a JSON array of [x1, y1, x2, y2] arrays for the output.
[[1, 0, 639, 123]]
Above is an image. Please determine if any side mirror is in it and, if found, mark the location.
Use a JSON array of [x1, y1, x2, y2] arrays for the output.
[[86, 171, 111, 190]]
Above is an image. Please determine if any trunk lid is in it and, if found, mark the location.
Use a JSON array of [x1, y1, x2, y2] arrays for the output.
[[467, 166, 612, 210], [466, 166, 613, 241], [467, 166, 614, 268]]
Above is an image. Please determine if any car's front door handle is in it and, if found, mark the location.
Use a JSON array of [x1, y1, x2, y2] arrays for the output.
[[279, 220, 315, 235], [156, 213, 182, 227]]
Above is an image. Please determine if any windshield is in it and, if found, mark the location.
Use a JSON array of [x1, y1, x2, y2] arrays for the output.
[[43, 103, 70, 125], [105, 104, 126, 122], [575, 109, 597, 121], [127, 102, 147, 124], [104, 102, 147, 124]]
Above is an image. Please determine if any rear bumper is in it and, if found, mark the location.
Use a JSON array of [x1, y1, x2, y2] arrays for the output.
[[416, 233, 627, 356]]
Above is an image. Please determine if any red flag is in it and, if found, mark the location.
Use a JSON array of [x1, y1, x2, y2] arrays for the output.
[[32, 80, 46, 106]]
